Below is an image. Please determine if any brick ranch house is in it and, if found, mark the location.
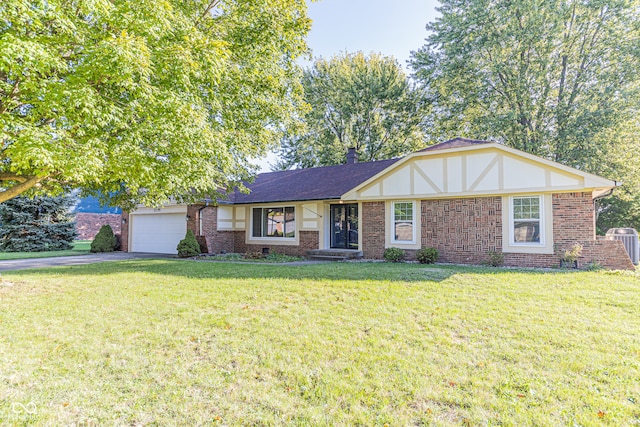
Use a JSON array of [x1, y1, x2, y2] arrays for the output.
[[120, 138, 635, 270]]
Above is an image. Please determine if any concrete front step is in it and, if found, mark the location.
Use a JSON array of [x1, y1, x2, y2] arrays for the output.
[[306, 249, 363, 261]]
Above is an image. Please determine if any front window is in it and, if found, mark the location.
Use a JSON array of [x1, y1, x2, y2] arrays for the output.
[[252, 207, 295, 238], [393, 201, 415, 243], [512, 196, 542, 244]]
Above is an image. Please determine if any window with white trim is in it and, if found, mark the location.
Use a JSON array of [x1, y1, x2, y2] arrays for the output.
[[511, 196, 542, 244], [392, 201, 415, 243], [252, 207, 295, 238]]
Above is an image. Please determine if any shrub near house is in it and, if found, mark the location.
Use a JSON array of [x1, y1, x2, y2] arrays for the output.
[[177, 230, 200, 258], [90, 225, 118, 253]]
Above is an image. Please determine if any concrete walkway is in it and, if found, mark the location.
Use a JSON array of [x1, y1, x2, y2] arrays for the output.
[[0, 252, 174, 272]]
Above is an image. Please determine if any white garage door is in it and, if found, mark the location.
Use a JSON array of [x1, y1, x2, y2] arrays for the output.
[[131, 213, 187, 254]]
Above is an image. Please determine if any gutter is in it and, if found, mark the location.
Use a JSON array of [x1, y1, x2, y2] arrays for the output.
[[593, 187, 615, 201]]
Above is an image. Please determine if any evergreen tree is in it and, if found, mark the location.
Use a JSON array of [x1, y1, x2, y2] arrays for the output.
[[0, 195, 77, 252], [177, 230, 200, 258], [90, 225, 118, 253]]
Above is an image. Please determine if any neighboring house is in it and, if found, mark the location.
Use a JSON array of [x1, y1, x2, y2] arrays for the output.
[[74, 196, 122, 240], [120, 138, 635, 270]]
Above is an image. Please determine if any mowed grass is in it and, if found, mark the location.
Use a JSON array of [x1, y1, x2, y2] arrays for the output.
[[0, 261, 639, 426], [0, 241, 91, 260]]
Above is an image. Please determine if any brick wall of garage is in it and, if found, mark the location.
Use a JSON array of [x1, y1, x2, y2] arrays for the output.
[[120, 212, 130, 252]]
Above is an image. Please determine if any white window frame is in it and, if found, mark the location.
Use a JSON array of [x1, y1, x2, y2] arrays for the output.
[[509, 195, 544, 246], [250, 206, 296, 240], [391, 200, 417, 245]]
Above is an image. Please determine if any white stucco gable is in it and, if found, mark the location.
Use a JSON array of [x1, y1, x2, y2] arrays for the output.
[[341, 143, 617, 201]]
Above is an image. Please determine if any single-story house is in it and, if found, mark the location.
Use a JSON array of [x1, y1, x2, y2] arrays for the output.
[[120, 138, 635, 270]]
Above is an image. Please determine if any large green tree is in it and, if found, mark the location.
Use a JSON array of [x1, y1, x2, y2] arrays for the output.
[[411, 0, 640, 230], [0, 0, 310, 208], [275, 52, 430, 169]]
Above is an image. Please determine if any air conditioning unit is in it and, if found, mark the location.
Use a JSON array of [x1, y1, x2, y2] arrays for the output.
[[605, 228, 639, 265]]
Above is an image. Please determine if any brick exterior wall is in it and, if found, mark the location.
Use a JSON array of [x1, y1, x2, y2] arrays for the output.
[[185, 206, 319, 256], [233, 230, 319, 257], [421, 197, 502, 265], [501, 192, 592, 268], [187, 206, 237, 254], [417, 192, 634, 270], [551, 192, 596, 246], [75, 213, 122, 240], [581, 239, 634, 270], [361, 202, 386, 259], [186, 205, 200, 239], [120, 212, 130, 252], [124, 199, 634, 270]]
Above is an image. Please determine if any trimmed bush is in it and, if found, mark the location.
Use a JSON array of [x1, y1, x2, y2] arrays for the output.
[[383, 247, 405, 262], [177, 230, 200, 258], [416, 247, 439, 264], [91, 225, 118, 253]]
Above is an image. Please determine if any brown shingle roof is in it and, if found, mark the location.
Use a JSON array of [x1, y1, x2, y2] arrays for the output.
[[226, 158, 399, 204], [223, 138, 493, 204]]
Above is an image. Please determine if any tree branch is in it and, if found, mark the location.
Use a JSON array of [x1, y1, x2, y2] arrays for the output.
[[0, 175, 43, 203], [0, 78, 20, 115], [0, 172, 29, 183], [197, 0, 221, 25]]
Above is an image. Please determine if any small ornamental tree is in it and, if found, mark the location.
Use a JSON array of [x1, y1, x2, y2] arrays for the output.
[[177, 230, 200, 258], [90, 225, 118, 253], [0, 195, 77, 252]]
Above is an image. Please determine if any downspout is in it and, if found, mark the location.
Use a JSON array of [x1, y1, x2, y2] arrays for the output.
[[592, 183, 617, 225], [197, 201, 210, 235], [593, 187, 615, 202]]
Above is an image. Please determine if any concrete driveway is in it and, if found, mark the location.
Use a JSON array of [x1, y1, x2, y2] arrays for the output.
[[0, 252, 174, 272]]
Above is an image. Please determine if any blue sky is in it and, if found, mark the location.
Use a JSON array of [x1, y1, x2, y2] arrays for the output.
[[255, 0, 441, 171], [305, 0, 440, 68]]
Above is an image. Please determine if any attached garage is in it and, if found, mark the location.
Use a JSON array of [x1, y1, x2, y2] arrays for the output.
[[129, 205, 187, 254]]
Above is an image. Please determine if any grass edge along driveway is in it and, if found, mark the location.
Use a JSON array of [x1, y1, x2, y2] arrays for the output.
[[0, 241, 91, 260], [0, 260, 638, 426]]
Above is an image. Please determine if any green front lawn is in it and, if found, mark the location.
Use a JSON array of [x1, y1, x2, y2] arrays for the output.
[[0, 240, 91, 260], [0, 261, 638, 425]]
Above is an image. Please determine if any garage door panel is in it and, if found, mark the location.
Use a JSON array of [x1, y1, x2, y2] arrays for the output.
[[131, 213, 187, 254]]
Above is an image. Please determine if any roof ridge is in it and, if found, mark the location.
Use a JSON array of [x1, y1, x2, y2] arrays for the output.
[[419, 137, 494, 152], [257, 157, 399, 176]]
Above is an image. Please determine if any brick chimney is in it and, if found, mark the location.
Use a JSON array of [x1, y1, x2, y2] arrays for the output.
[[346, 147, 358, 164]]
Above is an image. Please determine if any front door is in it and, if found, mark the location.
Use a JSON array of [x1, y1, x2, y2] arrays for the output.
[[330, 204, 358, 249]]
